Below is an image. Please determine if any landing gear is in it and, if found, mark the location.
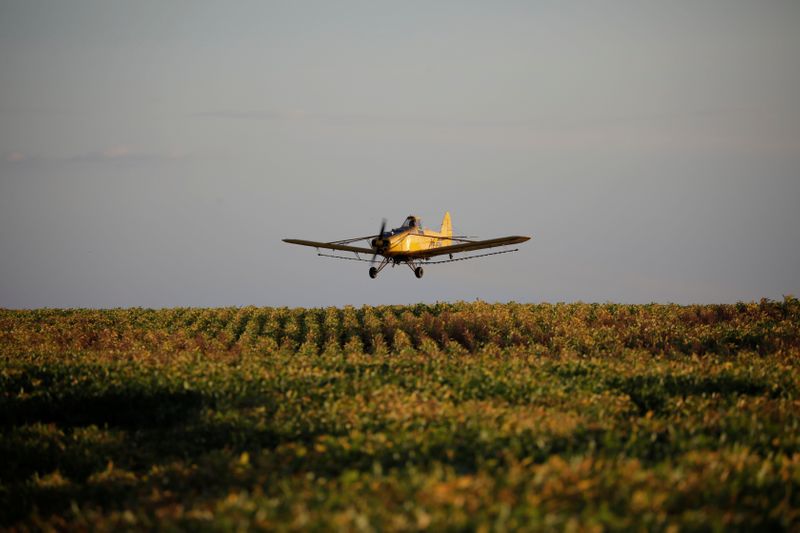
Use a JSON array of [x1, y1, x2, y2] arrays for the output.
[[368, 257, 390, 279], [371, 259, 425, 279]]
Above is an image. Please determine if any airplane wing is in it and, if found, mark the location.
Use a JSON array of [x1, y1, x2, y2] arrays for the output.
[[408, 235, 531, 259], [283, 239, 375, 255]]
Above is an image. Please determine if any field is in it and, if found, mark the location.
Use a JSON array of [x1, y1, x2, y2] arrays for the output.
[[1, 300, 799, 530]]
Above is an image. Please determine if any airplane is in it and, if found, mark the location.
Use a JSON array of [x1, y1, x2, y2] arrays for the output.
[[283, 212, 530, 279]]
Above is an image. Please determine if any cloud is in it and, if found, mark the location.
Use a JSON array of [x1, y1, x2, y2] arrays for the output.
[[101, 145, 133, 158], [191, 109, 421, 125], [69, 145, 189, 163], [190, 107, 800, 156], [193, 109, 309, 121], [2, 146, 189, 167]]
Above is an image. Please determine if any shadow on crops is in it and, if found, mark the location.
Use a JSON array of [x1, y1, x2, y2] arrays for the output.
[[608, 373, 773, 415], [0, 388, 207, 429]]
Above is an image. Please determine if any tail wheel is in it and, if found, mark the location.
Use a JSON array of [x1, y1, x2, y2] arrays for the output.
[[369, 267, 378, 279], [414, 266, 424, 279]]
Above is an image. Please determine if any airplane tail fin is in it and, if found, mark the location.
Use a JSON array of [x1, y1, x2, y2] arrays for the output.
[[440, 211, 452, 246]]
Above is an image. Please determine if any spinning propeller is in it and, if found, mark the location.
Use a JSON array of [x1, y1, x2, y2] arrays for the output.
[[370, 218, 388, 263]]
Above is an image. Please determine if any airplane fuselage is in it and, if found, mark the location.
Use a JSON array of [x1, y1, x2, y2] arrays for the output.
[[371, 214, 452, 260], [377, 228, 451, 257]]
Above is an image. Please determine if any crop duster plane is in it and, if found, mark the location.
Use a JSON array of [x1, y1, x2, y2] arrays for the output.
[[283, 212, 530, 279]]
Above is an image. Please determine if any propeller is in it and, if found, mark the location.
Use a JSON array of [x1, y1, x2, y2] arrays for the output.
[[370, 218, 387, 263]]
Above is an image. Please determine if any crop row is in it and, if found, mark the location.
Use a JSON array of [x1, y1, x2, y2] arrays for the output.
[[2, 298, 799, 358]]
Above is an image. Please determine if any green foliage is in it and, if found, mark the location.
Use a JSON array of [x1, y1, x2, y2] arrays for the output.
[[1, 299, 799, 530]]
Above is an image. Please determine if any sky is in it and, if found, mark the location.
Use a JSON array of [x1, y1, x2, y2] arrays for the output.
[[1, 0, 799, 308]]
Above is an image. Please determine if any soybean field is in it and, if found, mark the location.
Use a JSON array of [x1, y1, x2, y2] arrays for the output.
[[1, 300, 799, 530]]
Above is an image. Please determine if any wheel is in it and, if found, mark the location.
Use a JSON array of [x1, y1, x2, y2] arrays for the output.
[[369, 267, 378, 279], [414, 266, 424, 278]]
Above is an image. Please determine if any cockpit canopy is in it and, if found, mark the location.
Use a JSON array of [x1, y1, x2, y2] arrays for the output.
[[401, 216, 420, 229]]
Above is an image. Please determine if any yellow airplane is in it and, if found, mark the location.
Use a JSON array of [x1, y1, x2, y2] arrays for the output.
[[283, 212, 530, 278]]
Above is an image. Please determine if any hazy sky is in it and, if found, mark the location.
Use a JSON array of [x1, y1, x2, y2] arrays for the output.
[[1, 1, 799, 308]]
